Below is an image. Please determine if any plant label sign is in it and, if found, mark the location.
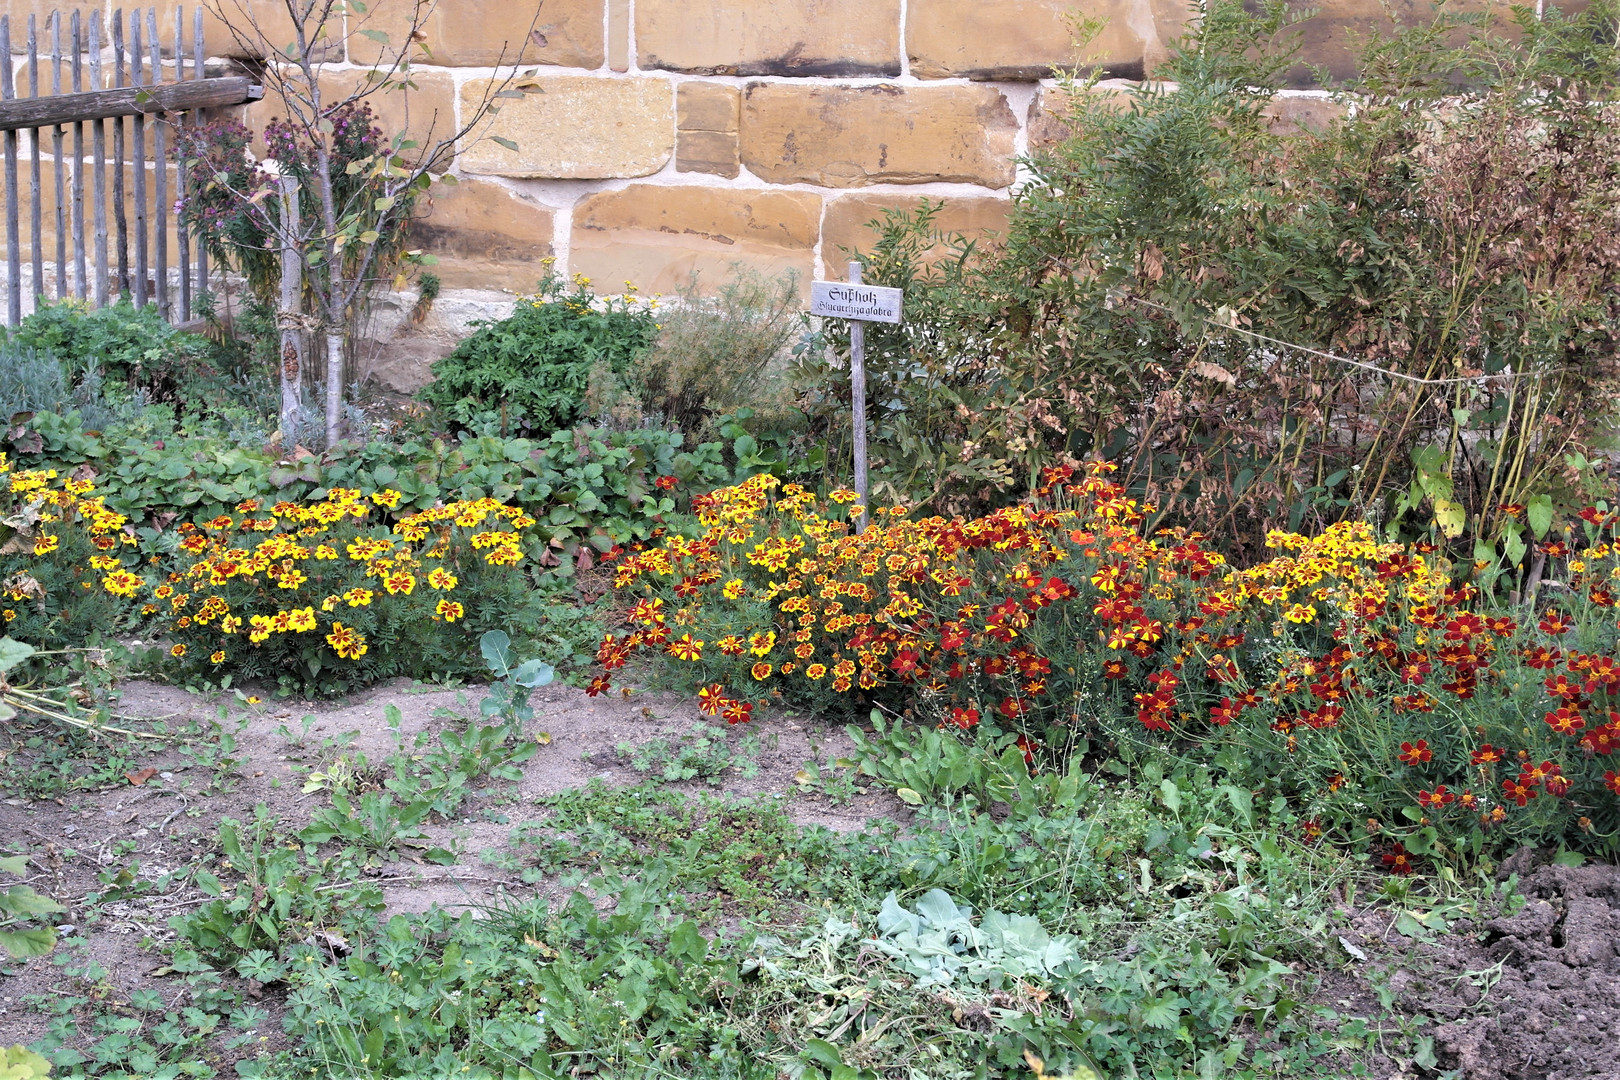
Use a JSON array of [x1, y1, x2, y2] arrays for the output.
[[810, 280, 904, 324]]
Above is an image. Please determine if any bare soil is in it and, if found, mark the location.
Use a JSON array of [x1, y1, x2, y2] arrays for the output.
[[0, 677, 892, 1048], [1, 678, 1618, 1078]]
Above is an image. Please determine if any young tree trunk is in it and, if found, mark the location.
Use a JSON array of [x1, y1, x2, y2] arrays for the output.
[[277, 177, 303, 446], [325, 332, 344, 447]]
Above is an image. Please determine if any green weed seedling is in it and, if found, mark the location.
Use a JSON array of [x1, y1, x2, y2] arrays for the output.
[[615, 724, 760, 786], [175, 807, 385, 968], [274, 712, 318, 748], [298, 789, 454, 865], [0, 852, 62, 962]]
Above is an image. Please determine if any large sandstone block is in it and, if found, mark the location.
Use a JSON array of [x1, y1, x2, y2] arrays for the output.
[[570, 185, 820, 298], [345, 0, 603, 70], [739, 83, 1017, 189], [636, 0, 901, 76], [406, 178, 554, 293], [249, 68, 457, 168], [821, 194, 1010, 264], [200, 0, 342, 61], [907, 0, 1189, 81], [1284, 0, 1585, 86], [458, 76, 674, 179], [676, 82, 741, 177], [1025, 81, 1133, 151]]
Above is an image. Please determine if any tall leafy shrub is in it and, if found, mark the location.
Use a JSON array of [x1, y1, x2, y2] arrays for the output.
[[812, 0, 1620, 571], [420, 273, 659, 436]]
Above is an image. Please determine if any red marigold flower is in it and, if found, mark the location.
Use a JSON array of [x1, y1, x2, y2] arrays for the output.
[[1522, 645, 1563, 669], [1545, 673, 1592, 699], [1579, 724, 1618, 755], [1604, 770, 1620, 796], [1397, 739, 1433, 766], [1327, 772, 1346, 793], [1015, 734, 1038, 768], [586, 676, 611, 697], [1301, 819, 1324, 844], [1471, 744, 1505, 765], [1443, 612, 1485, 640], [1398, 659, 1432, 685], [998, 696, 1026, 719], [1417, 786, 1456, 809], [1485, 616, 1517, 637], [1382, 843, 1415, 875], [1502, 777, 1538, 806], [1459, 789, 1479, 810], [1544, 707, 1586, 737], [1102, 659, 1129, 679], [946, 706, 980, 730], [655, 475, 679, 490], [1539, 610, 1572, 635], [720, 698, 753, 725], [1209, 698, 1237, 726], [697, 683, 726, 716]]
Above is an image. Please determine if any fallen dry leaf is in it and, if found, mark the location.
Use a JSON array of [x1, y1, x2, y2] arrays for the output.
[[125, 768, 158, 786]]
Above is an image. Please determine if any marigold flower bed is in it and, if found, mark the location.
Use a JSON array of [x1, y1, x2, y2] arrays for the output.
[[594, 464, 1620, 866]]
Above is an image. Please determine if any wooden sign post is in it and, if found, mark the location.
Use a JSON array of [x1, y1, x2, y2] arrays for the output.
[[809, 262, 903, 532]]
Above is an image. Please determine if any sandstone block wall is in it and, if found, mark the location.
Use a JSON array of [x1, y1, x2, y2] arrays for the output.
[[3, 0, 1539, 388]]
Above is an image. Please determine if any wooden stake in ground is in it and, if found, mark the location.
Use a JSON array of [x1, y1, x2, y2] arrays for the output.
[[809, 263, 904, 533]]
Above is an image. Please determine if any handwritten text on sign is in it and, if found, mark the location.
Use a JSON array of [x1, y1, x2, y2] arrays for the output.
[[810, 281, 904, 324]]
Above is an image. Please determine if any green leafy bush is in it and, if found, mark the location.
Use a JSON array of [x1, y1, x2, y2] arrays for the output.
[[420, 272, 659, 436]]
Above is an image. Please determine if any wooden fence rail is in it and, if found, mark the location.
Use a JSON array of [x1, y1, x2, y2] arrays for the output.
[[0, 6, 261, 329]]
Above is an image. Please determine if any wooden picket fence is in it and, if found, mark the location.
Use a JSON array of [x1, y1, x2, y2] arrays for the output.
[[0, 6, 260, 327]]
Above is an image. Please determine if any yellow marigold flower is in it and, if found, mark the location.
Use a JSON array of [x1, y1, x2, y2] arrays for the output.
[[277, 567, 308, 590], [667, 634, 704, 661], [101, 570, 142, 597], [325, 622, 369, 660], [221, 615, 242, 635], [721, 578, 746, 600], [370, 489, 403, 509], [288, 607, 318, 633], [435, 599, 465, 623], [314, 545, 339, 560], [485, 546, 522, 567], [748, 630, 776, 656], [383, 572, 417, 596], [805, 663, 828, 680], [33, 535, 59, 555], [320, 595, 339, 613], [751, 662, 772, 680], [1283, 603, 1317, 624], [210, 650, 226, 665], [170, 644, 186, 658], [794, 642, 815, 660], [2, 609, 13, 623], [344, 588, 374, 607], [427, 568, 458, 590], [89, 554, 120, 571]]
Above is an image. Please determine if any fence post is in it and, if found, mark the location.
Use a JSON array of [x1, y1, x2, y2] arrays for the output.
[[277, 175, 303, 442], [2, 16, 20, 326]]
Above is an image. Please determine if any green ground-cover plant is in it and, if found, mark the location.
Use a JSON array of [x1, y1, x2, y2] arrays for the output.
[[421, 271, 660, 436], [9, 409, 731, 581], [616, 723, 763, 786], [805, 0, 1620, 573]]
